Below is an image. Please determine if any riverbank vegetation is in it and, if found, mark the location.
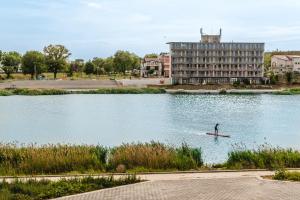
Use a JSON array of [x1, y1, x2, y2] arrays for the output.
[[274, 170, 300, 181], [226, 146, 300, 170], [0, 176, 140, 200], [0, 88, 166, 96], [273, 88, 300, 95], [108, 142, 203, 172], [0, 142, 202, 176]]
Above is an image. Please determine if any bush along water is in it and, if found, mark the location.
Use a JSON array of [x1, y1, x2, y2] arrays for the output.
[[226, 145, 300, 170], [0, 88, 166, 96]]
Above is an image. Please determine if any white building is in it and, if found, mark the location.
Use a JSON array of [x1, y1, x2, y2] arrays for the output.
[[271, 55, 300, 74]]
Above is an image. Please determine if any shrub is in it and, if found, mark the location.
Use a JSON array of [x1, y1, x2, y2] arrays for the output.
[[0, 176, 140, 200], [226, 146, 300, 170], [242, 79, 250, 85], [274, 170, 300, 181], [219, 89, 227, 94], [233, 80, 240, 87]]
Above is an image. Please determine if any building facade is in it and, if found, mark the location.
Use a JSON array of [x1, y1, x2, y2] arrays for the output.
[[271, 55, 300, 75], [159, 53, 171, 78], [140, 57, 163, 77], [168, 29, 265, 84]]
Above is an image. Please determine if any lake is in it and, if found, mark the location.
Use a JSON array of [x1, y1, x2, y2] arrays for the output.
[[0, 94, 300, 163]]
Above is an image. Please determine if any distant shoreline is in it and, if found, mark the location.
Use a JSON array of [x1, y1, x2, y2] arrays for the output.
[[165, 89, 281, 95]]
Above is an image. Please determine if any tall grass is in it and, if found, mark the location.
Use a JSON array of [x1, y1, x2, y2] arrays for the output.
[[0, 142, 202, 175], [226, 145, 300, 170], [0, 144, 108, 175], [108, 142, 203, 171], [0, 175, 140, 200]]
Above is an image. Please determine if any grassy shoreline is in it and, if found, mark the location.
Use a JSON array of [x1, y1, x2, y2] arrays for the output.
[[1, 88, 300, 96], [0, 88, 166, 96], [1, 142, 300, 176], [0, 142, 203, 176]]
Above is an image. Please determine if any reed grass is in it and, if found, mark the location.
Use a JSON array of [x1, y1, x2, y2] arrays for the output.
[[108, 142, 203, 171], [226, 146, 300, 170], [0, 144, 108, 175], [0, 142, 202, 175]]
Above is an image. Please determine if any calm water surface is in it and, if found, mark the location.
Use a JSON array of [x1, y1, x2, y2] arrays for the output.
[[0, 94, 300, 163]]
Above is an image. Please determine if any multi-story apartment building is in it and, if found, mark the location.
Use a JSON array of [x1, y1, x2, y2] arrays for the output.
[[168, 29, 265, 84], [271, 55, 300, 74]]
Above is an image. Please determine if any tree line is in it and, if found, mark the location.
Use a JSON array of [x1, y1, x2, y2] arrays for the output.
[[0, 45, 141, 79]]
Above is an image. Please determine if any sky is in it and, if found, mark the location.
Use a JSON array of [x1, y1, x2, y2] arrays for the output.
[[1, 0, 300, 60]]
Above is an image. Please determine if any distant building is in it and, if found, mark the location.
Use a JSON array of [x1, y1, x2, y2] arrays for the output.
[[140, 57, 163, 77], [159, 53, 171, 78], [168, 29, 265, 84], [271, 55, 300, 74]]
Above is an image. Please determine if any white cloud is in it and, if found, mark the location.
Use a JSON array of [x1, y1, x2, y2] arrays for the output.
[[86, 1, 103, 9]]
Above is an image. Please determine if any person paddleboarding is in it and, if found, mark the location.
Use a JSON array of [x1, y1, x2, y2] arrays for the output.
[[214, 123, 220, 135]]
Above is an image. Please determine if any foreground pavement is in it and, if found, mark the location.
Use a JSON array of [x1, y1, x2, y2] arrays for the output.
[[54, 171, 300, 200]]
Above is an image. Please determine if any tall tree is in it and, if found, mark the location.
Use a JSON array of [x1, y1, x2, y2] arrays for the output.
[[144, 53, 158, 58], [1, 51, 22, 78], [113, 51, 140, 74], [22, 51, 45, 79], [84, 61, 95, 76], [43, 45, 71, 79], [264, 53, 272, 76], [286, 72, 294, 84], [103, 57, 114, 74], [130, 53, 141, 71], [92, 57, 105, 75]]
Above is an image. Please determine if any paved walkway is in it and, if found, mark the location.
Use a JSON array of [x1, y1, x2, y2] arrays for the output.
[[54, 171, 300, 200], [0, 80, 118, 89]]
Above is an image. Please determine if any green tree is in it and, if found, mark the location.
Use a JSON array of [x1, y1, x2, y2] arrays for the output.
[[92, 57, 105, 75], [269, 72, 278, 85], [84, 61, 95, 76], [1, 51, 22, 78], [130, 53, 140, 71], [144, 53, 158, 58], [113, 51, 140, 74], [43, 45, 71, 79], [264, 53, 272, 76], [286, 72, 294, 84], [22, 51, 46, 79], [103, 57, 114, 74]]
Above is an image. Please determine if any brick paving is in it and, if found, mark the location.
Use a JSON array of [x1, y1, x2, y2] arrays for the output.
[[55, 177, 300, 200]]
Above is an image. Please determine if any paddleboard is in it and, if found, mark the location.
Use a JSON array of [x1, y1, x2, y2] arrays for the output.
[[206, 133, 230, 138]]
